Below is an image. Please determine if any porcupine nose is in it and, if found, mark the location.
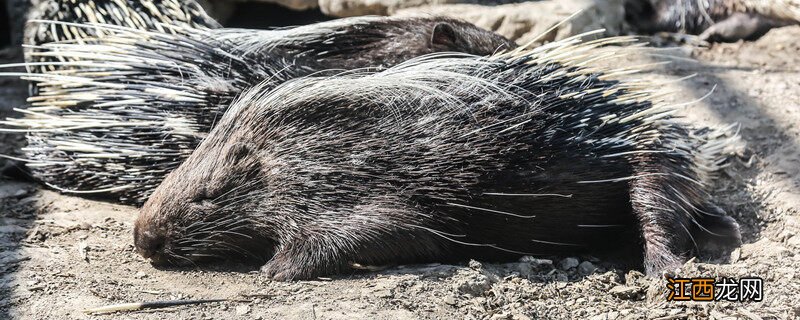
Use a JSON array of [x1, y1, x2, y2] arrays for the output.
[[134, 224, 167, 265]]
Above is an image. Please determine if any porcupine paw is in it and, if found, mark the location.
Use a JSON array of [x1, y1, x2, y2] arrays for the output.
[[692, 204, 742, 255], [260, 253, 317, 281], [699, 12, 775, 42]]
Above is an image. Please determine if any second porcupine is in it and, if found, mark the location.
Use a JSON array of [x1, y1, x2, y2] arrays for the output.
[[2, 1, 515, 204], [133, 36, 743, 281], [625, 0, 800, 42]]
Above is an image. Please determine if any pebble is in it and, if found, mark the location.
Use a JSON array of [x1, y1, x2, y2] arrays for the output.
[[134, 271, 147, 279], [468, 259, 483, 270], [519, 256, 552, 265], [77, 242, 90, 262], [558, 257, 579, 270], [374, 289, 392, 298], [577, 261, 596, 275], [442, 295, 456, 306], [608, 285, 644, 300], [235, 304, 250, 315], [787, 235, 800, 248], [512, 313, 532, 320], [490, 312, 510, 320], [455, 274, 492, 296]]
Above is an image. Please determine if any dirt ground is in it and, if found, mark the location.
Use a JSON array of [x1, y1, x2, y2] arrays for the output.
[[1, 26, 799, 319]]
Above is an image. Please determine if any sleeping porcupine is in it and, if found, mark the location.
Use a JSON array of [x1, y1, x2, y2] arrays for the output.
[[625, 0, 800, 42], [134, 36, 742, 280], [1, 0, 515, 204], [25, 0, 220, 45]]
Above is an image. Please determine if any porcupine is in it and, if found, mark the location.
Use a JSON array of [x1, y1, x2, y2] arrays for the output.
[[625, 0, 800, 42], [0, 1, 515, 204], [24, 0, 220, 45], [132, 34, 743, 281]]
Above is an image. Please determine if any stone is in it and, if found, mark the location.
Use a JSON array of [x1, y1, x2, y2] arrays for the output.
[[558, 257, 579, 270], [395, 0, 626, 44], [319, 0, 459, 17], [577, 261, 596, 275]]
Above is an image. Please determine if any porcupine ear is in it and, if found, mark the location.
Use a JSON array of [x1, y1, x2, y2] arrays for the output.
[[430, 22, 458, 47]]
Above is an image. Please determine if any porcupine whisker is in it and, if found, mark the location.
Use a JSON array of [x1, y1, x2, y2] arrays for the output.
[[218, 193, 263, 210], [577, 173, 670, 184], [185, 227, 253, 240], [213, 182, 261, 203], [446, 203, 534, 219], [185, 253, 223, 259], [169, 252, 199, 268], [530, 238, 582, 247], [208, 241, 262, 260], [176, 230, 260, 258], [577, 224, 626, 228], [174, 238, 229, 248], [411, 224, 536, 255], [678, 221, 701, 253], [483, 192, 573, 198], [183, 217, 241, 235]]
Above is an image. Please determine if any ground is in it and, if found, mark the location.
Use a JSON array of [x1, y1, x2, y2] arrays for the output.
[[1, 26, 799, 319]]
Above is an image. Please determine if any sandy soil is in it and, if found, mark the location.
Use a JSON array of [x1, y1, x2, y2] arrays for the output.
[[1, 26, 799, 319]]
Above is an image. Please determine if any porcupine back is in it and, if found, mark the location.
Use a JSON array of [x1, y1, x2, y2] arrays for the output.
[[132, 33, 742, 279], [1, 15, 515, 204]]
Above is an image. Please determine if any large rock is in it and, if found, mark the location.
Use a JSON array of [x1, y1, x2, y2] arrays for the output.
[[395, 0, 626, 44], [319, 0, 462, 17]]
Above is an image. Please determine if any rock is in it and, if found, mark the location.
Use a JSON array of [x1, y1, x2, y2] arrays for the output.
[[608, 285, 644, 300], [512, 313, 532, 320], [490, 312, 510, 320], [134, 271, 147, 279], [374, 289, 393, 298], [577, 261, 596, 275], [519, 256, 552, 266], [77, 242, 90, 263], [740, 238, 790, 259], [558, 257, 579, 270], [624, 270, 645, 285], [0, 182, 31, 199], [442, 295, 457, 305], [319, 0, 460, 17], [788, 235, 800, 248], [516, 262, 533, 278], [235, 304, 251, 315], [212, 0, 317, 11], [468, 259, 483, 270], [730, 247, 741, 262], [455, 273, 492, 296], [395, 0, 625, 44]]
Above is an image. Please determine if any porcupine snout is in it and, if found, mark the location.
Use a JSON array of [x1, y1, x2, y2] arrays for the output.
[[133, 221, 169, 265]]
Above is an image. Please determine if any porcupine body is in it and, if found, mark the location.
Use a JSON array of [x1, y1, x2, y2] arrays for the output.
[[2, 1, 515, 204], [625, 0, 800, 41], [133, 35, 743, 280], [25, 0, 220, 45]]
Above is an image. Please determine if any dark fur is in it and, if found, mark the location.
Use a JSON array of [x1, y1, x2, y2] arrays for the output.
[[14, 11, 515, 204], [134, 49, 741, 280]]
